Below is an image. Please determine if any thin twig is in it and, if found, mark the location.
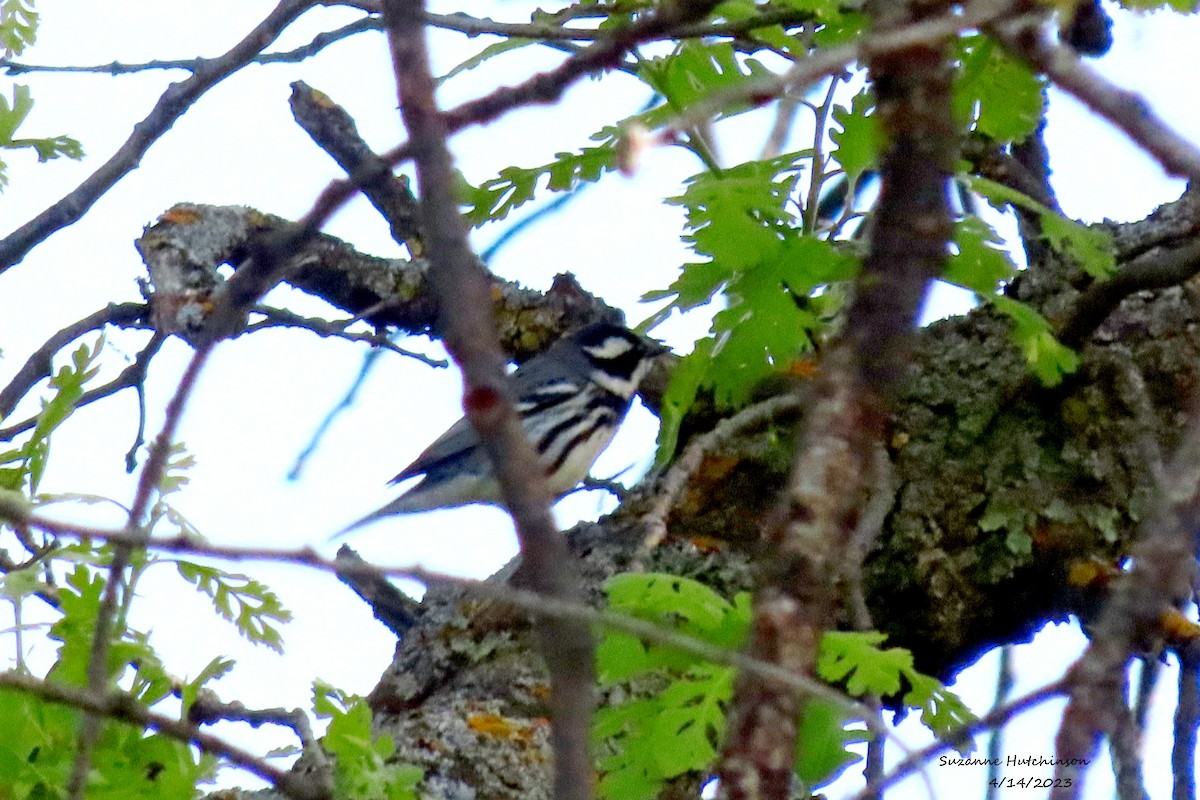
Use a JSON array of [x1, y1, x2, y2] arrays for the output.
[[640, 394, 803, 554], [0, 333, 166, 444], [380, 0, 706, 794], [0, 303, 147, 420], [1050, 395, 1200, 799], [1109, 685, 1150, 800], [247, 306, 446, 366], [0, 16, 380, 76], [1057, 238, 1200, 348], [0, 0, 318, 272], [0, 670, 327, 800], [288, 0, 792, 259], [984, 646, 1015, 800], [121, 333, 167, 472], [667, 0, 1026, 137], [0, 505, 884, 728], [187, 690, 331, 786], [803, 75, 841, 234], [424, 8, 811, 43]]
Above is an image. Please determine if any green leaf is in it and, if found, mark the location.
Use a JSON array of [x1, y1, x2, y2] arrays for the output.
[[992, 295, 1080, 386], [817, 630, 909, 697], [651, 337, 714, 468], [463, 143, 616, 226], [175, 561, 292, 651], [965, 175, 1116, 278], [944, 215, 1017, 294], [1116, 0, 1198, 12], [180, 656, 236, 715], [0, 0, 39, 55], [829, 89, 881, 181], [904, 673, 976, 741], [439, 37, 535, 84], [315, 681, 422, 800], [595, 576, 976, 796], [954, 36, 1045, 143], [816, 630, 977, 752], [638, 41, 772, 118], [650, 158, 855, 416], [1040, 212, 1117, 279], [0, 82, 33, 142], [794, 699, 864, 786]]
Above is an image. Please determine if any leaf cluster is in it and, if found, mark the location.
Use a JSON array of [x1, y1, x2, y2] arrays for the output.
[[0, 85, 83, 190], [593, 574, 974, 799], [314, 682, 423, 800]]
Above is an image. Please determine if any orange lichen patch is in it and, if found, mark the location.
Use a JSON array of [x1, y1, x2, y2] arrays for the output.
[[529, 683, 551, 701], [1066, 558, 1118, 589], [1161, 609, 1200, 643], [695, 454, 740, 484], [688, 535, 727, 553], [786, 359, 820, 380], [160, 207, 202, 225], [467, 713, 542, 743], [310, 88, 336, 108]]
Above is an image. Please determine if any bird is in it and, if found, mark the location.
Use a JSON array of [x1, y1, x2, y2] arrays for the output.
[[337, 322, 664, 535]]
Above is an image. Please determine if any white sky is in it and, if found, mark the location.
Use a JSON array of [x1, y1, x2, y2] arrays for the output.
[[0, 1, 1198, 797]]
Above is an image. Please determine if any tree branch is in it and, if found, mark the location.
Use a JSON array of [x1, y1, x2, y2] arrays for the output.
[[288, 80, 424, 252], [0, 303, 147, 421], [0, 15, 380, 76], [0, 0, 319, 273], [334, 545, 420, 637], [995, 20, 1200, 182], [1057, 238, 1200, 347], [1174, 644, 1200, 800], [715, 0, 957, 789], [68, 343, 215, 800]]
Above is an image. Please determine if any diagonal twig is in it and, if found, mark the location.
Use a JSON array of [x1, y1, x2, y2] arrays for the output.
[[0, 0, 319, 273], [66, 343, 215, 800], [0, 303, 147, 421]]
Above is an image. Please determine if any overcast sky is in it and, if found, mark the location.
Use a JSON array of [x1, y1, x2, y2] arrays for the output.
[[1, 1, 1199, 796]]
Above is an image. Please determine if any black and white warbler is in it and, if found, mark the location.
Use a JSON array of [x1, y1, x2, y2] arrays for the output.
[[339, 322, 663, 533]]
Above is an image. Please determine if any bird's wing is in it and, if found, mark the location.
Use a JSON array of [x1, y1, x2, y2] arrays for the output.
[[389, 345, 582, 484], [389, 414, 480, 483]]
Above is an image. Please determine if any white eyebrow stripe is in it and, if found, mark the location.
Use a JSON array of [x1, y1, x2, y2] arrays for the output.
[[583, 336, 635, 361]]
